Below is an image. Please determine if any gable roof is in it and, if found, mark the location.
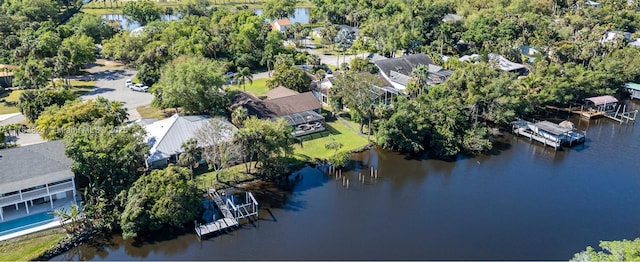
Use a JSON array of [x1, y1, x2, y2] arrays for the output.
[[140, 114, 235, 163], [0, 141, 73, 195], [265, 92, 322, 116], [266, 86, 300, 100], [586, 95, 618, 106], [374, 53, 435, 78], [487, 53, 526, 72], [275, 19, 291, 26]]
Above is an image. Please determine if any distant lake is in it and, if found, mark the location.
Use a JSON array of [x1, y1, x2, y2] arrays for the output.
[[254, 7, 311, 24], [102, 14, 181, 32]]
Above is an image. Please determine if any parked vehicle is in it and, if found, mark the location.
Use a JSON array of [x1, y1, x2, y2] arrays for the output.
[[130, 83, 149, 92], [125, 79, 133, 88]]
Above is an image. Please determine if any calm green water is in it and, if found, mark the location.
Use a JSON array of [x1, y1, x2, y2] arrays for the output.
[[55, 100, 640, 260]]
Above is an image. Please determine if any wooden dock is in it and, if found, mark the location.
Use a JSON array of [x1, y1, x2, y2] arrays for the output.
[[195, 189, 239, 238], [195, 189, 259, 239]]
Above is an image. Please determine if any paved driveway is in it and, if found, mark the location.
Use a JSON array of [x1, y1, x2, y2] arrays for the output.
[[79, 65, 153, 121]]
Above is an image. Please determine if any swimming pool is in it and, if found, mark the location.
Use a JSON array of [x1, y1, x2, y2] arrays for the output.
[[0, 212, 57, 237]]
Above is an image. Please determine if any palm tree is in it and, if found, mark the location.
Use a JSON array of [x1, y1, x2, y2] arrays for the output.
[[335, 29, 354, 67], [409, 65, 430, 97], [234, 67, 253, 92], [178, 138, 201, 179]]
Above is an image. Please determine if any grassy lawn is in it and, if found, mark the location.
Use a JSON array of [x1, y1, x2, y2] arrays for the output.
[[194, 163, 257, 190], [226, 78, 270, 97], [0, 228, 67, 261], [293, 113, 369, 160], [136, 104, 179, 120], [0, 90, 22, 115]]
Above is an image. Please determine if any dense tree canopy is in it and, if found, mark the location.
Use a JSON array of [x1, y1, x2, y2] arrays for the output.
[[267, 54, 312, 92], [18, 87, 76, 123], [64, 123, 148, 230], [35, 97, 128, 140], [235, 117, 296, 178], [120, 165, 202, 239], [572, 238, 640, 261], [122, 0, 161, 26], [262, 0, 297, 20], [150, 55, 227, 114]]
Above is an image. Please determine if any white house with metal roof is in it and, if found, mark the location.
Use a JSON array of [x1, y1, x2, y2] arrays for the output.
[[138, 114, 236, 168], [0, 141, 76, 221]]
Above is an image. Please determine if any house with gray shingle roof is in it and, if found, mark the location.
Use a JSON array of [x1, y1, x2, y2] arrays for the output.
[[373, 53, 453, 92], [0, 141, 76, 222]]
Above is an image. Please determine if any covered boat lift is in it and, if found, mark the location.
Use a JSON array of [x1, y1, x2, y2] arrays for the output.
[[511, 119, 586, 150], [624, 82, 640, 100]]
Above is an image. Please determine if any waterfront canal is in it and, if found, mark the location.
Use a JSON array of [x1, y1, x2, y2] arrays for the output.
[[55, 101, 640, 260]]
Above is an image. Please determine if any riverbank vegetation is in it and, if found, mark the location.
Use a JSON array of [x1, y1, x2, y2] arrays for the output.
[[4, 0, 640, 258]]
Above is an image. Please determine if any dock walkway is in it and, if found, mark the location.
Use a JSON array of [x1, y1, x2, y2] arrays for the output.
[[195, 189, 259, 239], [195, 189, 239, 238]]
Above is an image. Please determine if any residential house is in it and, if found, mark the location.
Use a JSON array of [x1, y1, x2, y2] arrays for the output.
[[229, 89, 326, 136], [519, 46, 541, 63], [0, 64, 17, 89], [600, 31, 632, 44], [461, 53, 528, 75], [138, 114, 236, 168], [373, 53, 453, 92], [586, 0, 601, 7], [272, 19, 292, 33], [312, 73, 402, 108], [442, 14, 463, 24], [0, 141, 76, 222]]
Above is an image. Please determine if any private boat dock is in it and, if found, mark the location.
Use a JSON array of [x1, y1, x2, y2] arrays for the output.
[[547, 95, 638, 124], [195, 189, 259, 239], [511, 119, 586, 150]]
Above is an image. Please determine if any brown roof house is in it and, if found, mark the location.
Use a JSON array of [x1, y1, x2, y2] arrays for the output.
[[271, 19, 292, 33], [230, 88, 325, 136]]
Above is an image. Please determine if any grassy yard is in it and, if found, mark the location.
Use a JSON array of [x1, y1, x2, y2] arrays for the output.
[[293, 114, 369, 160], [226, 77, 270, 97], [0, 90, 22, 115], [194, 163, 257, 190], [0, 228, 67, 261], [136, 104, 179, 120]]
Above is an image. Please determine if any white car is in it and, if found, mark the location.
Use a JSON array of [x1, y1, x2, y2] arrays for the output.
[[130, 83, 149, 92], [125, 79, 133, 88]]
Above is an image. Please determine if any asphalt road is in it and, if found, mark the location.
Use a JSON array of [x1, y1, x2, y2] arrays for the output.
[[80, 65, 153, 121]]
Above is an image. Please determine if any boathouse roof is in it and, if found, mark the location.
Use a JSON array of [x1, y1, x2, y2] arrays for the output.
[[625, 82, 640, 91], [534, 121, 572, 136], [585, 95, 618, 106]]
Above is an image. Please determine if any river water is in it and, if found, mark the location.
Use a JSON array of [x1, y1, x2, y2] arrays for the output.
[[54, 100, 640, 260]]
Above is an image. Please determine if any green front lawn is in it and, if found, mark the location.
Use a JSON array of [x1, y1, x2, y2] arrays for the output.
[[136, 104, 179, 120], [194, 163, 257, 190], [293, 114, 370, 160], [0, 228, 67, 261], [0, 90, 22, 115], [226, 78, 270, 97]]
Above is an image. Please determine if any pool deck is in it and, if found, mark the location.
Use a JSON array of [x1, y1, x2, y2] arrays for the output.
[[0, 199, 75, 242]]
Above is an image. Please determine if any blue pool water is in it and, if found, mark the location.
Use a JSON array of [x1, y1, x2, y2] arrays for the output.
[[0, 212, 56, 237]]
